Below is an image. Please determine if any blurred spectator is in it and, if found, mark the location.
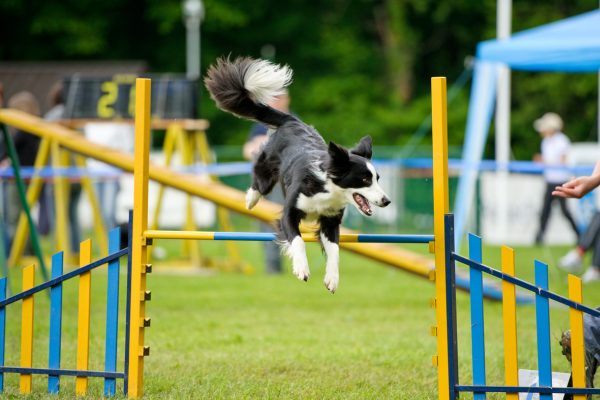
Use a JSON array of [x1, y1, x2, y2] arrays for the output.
[[243, 91, 295, 274], [243, 92, 292, 160], [533, 112, 579, 244], [0, 91, 41, 251], [0, 82, 4, 109], [44, 81, 65, 121], [36, 82, 82, 253], [37, 81, 65, 237], [84, 122, 134, 232], [560, 213, 600, 282]]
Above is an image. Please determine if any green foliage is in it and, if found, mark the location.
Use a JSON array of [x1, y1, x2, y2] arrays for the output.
[[0, 0, 598, 157]]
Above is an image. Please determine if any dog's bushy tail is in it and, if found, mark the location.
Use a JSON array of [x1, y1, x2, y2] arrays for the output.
[[204, 56, 294, 128]]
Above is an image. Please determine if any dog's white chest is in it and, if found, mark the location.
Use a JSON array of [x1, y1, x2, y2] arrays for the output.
[[296, 189, 347, 221]]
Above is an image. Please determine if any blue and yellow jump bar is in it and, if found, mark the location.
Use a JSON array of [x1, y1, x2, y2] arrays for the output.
[[143, 230, 434, 244]]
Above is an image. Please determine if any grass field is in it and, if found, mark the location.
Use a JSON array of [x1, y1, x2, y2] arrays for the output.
[[1, 223, 600, 399]]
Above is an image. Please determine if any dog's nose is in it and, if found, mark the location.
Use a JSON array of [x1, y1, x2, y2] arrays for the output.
[[381, 197, 391, 207]]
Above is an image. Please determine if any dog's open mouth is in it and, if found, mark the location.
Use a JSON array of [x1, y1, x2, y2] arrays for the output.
[[353, 193, 372, 216]]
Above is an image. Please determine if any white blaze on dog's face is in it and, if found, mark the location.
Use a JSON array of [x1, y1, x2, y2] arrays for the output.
[[326, 136, 391, 216]]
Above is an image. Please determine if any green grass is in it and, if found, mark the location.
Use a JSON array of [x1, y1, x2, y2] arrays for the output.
[[2, 227, 600, 399]]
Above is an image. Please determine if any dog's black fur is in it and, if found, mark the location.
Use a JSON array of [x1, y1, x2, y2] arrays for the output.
[[205, 56, 389, 292]]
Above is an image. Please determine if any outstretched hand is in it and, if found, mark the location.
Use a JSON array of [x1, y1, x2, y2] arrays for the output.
[[553, 176, 597, 199]]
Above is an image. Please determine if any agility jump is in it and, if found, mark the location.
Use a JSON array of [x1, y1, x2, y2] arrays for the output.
[[0, 76, 594, 399], [429, 78, 600, 399]]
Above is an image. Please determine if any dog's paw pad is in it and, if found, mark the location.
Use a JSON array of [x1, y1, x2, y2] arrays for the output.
[[324, 274, 339, 294], [245, 188, 261, 210]]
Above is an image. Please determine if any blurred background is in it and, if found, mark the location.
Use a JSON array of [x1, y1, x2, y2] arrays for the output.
[[2, 2, 600, 397], [0, 0, 599, 268], [0, 0, 596, 153]]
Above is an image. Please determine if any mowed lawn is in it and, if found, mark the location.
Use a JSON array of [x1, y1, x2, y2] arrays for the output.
[[2, 233, 600, 399]]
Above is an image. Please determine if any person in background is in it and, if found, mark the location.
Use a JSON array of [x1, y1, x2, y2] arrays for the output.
[[0, 82, 4, 109], [84, 122, 134, 232], [560, 212, 600, 282], [0, 92, 41, 251], [44, 81, 83, 254], [533, 112, 579, 244], [243, 91, 294, 274], [554, 144, 600, 283], [38, 81, 66, 237]]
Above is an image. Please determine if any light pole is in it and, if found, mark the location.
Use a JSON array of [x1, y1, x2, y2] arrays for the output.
[[495, 0, 512, 244], [182, 0, 204, 81]]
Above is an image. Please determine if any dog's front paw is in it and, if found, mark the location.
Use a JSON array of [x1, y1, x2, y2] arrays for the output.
[[293, 254, 310, 281], [324, 272, 339, 294], [245, 188, 261, 210]]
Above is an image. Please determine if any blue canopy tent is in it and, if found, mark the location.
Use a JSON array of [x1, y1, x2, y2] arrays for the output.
[[454, 9, 600, 251]]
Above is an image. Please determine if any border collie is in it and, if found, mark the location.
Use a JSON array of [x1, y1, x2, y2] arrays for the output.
[[205, 57, 390, 293]]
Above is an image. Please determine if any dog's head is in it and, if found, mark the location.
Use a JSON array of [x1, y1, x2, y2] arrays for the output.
[[326, 136, 391, 216]]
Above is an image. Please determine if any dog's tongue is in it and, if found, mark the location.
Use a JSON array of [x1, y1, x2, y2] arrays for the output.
[[353, 193, 372, 215]]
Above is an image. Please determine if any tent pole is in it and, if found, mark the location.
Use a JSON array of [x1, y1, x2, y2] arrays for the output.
[[495, 0, 512, 244]]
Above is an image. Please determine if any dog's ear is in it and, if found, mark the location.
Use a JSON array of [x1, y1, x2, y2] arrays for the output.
[[349, 135, 372, 159], [327, 141, 350, 177]]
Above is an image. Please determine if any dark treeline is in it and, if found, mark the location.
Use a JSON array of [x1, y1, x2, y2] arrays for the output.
[[0, 0, 598, 159]]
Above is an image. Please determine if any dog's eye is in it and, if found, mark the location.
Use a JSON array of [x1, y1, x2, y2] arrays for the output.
[[363, 178, 371, 184]]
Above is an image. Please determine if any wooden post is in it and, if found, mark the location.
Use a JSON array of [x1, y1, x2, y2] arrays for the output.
[[19, 265, 34, 393], [502, 246, 518, 400], [431, 77, 451, 400], [568, 275, 586, 400], [128, 78, 152, 398], [76, 239, 92, 396]]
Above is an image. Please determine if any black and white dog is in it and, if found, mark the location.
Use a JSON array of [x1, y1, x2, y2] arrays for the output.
[[205, 57, 390, 293]]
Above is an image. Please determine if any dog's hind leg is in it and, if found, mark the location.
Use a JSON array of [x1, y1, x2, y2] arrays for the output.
[[279, 206, 310, 281], [318, 212, 344, 294], [246, 151, 280, 210]]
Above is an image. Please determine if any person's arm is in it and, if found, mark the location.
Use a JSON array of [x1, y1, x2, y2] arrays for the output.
[[553, 158, 600, 199], [243, 135, 269, 160]]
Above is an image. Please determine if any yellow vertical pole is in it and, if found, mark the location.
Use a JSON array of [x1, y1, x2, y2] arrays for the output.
[[568, 275, 586, 400], [9, 137, 51, 267], [502, 245, 518, 400], [431, 77, 450, 400], [75, 155, 108, 255], [51, 141, 72, 261], [128, 78, 151, 398], [19, 264, 35, 393], [76, 239, 92, 396]]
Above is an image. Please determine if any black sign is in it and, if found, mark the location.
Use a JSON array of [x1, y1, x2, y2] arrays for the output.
[[63, 74, 198, 119]]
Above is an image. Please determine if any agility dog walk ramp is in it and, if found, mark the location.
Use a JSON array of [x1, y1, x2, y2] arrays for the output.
[[0, 109, 527, 302]]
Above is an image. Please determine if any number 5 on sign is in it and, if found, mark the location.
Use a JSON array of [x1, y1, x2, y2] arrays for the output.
[[97, 81, 118, 118]]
